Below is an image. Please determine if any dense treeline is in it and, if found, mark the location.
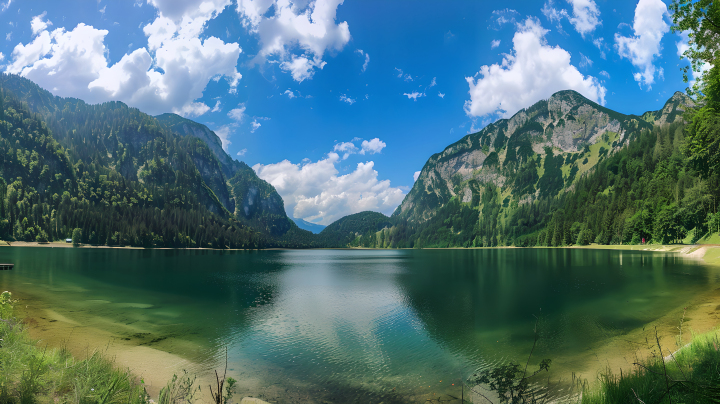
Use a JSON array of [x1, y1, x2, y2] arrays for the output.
[[370, 119, 719, 249], [0, 92, 270, 248]]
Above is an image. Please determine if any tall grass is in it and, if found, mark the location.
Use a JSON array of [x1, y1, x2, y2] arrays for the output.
[[581, 329, 720, 404], [0, 291, 235, 404]]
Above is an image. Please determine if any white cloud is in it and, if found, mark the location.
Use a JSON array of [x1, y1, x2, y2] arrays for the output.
[[403, 91, 425, 101], [251, 119, 261, 133], [5, 32, 11, 41], [0, 52, 3, 61], [31, 12, 52, 36], [395, 67, 403, 77], [99, 6, 106, 15], [237, 0, 351, 83], [464, 17, 606, 118], [413, 171, 421, 182], [339, 94, 355, 104], [542, 0, 600, 37], [7, 1, 242, 118], [228, 104, 246, 121], [541, 1, 567, 25], [491, 39, 501, 49], [599, 70, 610, 78], [438, 92, 445, 98], [284, 89, 297, 99], [211, 100, 222, 112], [429, 77, 437, 88], [360, 138, 386, 154], [215, 125, 232, 151], [333, 141, 358, 159], [403, 74, 413, 82], [614, 0, 669, 89], [579, 52, 593, 68], [356, 48, 369, 72], [567, 0, 601, 37], [491, 9, 519, 29], [1, 0, 12, 12], [593, 37, 607, 59], [253, 152, 405, 225], [237, 148, 247, 156]]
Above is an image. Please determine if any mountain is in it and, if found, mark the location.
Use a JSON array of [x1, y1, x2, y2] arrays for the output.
[[154, 113, 299, 239], [394, 90, 674, 224], [292, 218, 326, 234], [316, 211, 392, 248], [154, 113, 242, 178], [332, 90, 707, 249], [0, 73, 310, 248]]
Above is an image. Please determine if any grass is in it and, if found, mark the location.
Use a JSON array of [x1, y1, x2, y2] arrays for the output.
[[580, 329, 720, 404], [0, 291, 235, 404]]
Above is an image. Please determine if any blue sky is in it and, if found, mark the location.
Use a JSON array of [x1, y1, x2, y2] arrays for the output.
[[0, 0, 695, 224]]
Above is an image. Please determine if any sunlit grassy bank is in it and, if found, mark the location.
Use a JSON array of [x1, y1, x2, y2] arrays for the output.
[[580, 329, 720, 404], [0, 291, 238, 404]]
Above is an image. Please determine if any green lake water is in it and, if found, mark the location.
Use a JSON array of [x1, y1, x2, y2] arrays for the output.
[[1, 247, 719, 403]]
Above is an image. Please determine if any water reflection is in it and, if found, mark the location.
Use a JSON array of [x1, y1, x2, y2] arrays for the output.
[[0, 247, 717, 403]]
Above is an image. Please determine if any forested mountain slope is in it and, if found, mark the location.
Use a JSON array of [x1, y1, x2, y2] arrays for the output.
[[316, 211, 391, 248], [340, 90, 715, 249], [0, 73, 310, 248]]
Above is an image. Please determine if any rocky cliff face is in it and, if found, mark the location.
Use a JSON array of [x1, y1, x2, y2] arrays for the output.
[[394, 90, 691, 224], [155, 113, 242, 178]]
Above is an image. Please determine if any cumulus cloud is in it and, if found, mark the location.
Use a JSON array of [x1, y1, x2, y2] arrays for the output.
[[251, 120, 262, 133], [403, 91, 424, 101], [7, 0, 242, 118], [237, 148, 247, 156], [413, 171, 421, 181], [333, 141, 358, 159], [615, 0, 669, 89], [567, 0, 601, 36], [237, 0, 351, 82], [31, 12, 52, 36], [253, 152, 405, 225], [284, 89, 297, 99], [228, 104, 246, 121], [542, 0, 600, 36], [464, 17, 606, 119], [339, 94, 355, 104], [333, 137, 385, 159], [360, 138, 386, 155], [438, 92, 445, 98], [491, 39, 501, 49]]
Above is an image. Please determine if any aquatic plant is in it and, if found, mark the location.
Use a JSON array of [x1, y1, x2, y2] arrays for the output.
[[467, 315, 552, 404]]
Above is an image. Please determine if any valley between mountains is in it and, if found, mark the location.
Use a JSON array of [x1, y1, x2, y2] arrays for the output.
[[0, 73, 714, 250]]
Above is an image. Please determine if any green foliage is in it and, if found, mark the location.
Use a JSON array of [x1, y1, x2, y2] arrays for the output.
[[670, 0, 719, 98], [581, 331, 720, 404], [71, 228, 82, 247], [0, 74, 312, 249], [318, 211, 392, 248]]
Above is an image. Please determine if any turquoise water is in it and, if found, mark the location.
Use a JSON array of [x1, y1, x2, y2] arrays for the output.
[[0, 247, 718, 402]]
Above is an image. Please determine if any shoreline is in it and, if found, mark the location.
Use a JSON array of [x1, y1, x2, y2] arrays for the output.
[[15, 293, 215, 400], [5, 242, 720, 401]]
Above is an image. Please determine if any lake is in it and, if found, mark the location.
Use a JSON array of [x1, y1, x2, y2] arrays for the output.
[[1, 247, 718, 403]]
